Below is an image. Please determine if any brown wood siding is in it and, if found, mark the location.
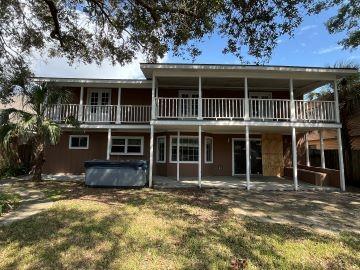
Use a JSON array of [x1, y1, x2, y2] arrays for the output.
[[121, 88, 152, 105], [44, 131, 149, 174]]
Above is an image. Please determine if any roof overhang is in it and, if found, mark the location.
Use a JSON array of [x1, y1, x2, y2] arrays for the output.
[[32, 77, 152, 88], [140, 63, 358, 81]]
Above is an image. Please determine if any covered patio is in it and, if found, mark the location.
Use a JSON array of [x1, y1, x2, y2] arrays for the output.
[[153, 175, 339, 191]]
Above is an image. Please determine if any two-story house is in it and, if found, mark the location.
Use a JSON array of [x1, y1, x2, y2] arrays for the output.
[[39, 63, 358, 191]]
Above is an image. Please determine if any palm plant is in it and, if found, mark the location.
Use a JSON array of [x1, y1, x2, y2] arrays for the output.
[[0, 82, 72, 181]]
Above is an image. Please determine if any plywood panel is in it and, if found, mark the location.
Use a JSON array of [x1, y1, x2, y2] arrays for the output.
[[262, 134, 284, 176]]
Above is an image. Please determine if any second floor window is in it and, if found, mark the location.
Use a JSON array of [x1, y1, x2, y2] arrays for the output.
[[170, 136, 198, 163]]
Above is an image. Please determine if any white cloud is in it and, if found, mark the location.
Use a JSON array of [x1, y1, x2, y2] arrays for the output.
[[31, 52, 168, 79], [300, 25, 317, 32], [300, 42, 306, 47], [314, 45, 343, 55]]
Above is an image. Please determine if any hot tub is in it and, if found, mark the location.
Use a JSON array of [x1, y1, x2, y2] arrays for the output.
[[84, 160, 148, 187]]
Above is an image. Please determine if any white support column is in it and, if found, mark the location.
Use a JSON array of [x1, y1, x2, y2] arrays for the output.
[[334, 79, 340, 123], [244, 77, 249, 120], [198, 125, 202, 188], [289, 78, 295, 121], [245, 125, 250, 190], [337, 128, 346, 191], [149, 125, 154, 187], [151, 75, 156, 120], [106, 128, 111, 160], [116, 87, 121, 124], [176, 131, 180, 181], [78, 86, 84, 121], [198, 77, 202, 120], [305, 132, 310, 167], [292, 127, 298, 191], [320, 130, 326, 168]]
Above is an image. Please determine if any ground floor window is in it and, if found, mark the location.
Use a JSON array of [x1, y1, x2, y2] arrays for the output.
[[69, 135, 89, 149], [170, 136, 198, 163], [205, 137, 213, 163], [111, 137, 143, 155], [156, 136, 166, 163]]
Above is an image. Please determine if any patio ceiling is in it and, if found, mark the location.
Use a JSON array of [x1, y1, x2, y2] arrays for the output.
[[157, 76, 328, 96]]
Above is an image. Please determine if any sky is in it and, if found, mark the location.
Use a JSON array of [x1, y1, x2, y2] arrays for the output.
[[32, 6, 360, 79]]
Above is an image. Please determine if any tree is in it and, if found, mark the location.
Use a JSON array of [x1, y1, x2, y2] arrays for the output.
[[0, 83, 73, 181], [310, 0, 360, 50]]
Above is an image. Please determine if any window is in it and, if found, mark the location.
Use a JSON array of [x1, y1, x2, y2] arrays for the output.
[[170, 136, 199, 163], [111, 137, 143, 155], [69, 135, 89, 149], [156, 136, 166, 163], [205, 137, 213, 163]]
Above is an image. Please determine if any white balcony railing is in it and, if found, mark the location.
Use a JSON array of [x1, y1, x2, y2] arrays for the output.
[[249, 98, 291, 120], [119, 105, 151, 123], [47, 104, 151, 123], [203, 98, 245, 119], [155, 97, 336, 123], [47, 99, 337, 124], [46, 104, 79, 122], [295, 100, 336, 122]]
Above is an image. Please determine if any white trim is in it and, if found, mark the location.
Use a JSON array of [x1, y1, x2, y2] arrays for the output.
[[320, 130, 325, 168], [69, 135, 89, 149], [231, 137, 262, 176], [149, 125, 154, 187], [106, 129, 111, 160], [292, 127, 298, 191], [110, 136, 144, 155], [156, 136, 166, 163], [198, 125, 202, 188], [204, 136, 213, 164], [169, 135, 199, 163], [245, 126, 250, 190]]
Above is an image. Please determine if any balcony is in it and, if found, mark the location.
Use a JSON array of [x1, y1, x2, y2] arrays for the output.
[[47, 98, 337, 125], [47, 104, 151, 124], [155, 98, 337, 123]]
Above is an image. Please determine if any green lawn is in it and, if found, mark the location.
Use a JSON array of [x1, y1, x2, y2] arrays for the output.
[[0, 190, 20, 216], [0, 182, 359, 270]]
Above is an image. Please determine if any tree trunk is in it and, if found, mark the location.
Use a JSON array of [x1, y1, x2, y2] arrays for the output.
[[31, 142, 45, 181]]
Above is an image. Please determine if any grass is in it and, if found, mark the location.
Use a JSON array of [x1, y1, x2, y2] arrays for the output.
[[0, 191, 21, 216], [0, 182, 359, 269]]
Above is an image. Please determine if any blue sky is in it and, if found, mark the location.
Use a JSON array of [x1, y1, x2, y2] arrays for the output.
[[33, 6, 359, 79]]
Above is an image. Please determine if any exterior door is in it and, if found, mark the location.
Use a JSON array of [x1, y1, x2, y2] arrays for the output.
[[178, 91, 198, 118], [233, 139, 262, 175], [87, 89, 111, 121]]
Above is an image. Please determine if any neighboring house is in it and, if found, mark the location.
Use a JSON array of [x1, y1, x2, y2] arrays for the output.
[[37, 63, 357, 190]]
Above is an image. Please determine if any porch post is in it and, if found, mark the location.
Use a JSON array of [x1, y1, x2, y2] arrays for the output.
[[78, 86, 84, 122], [244, 77, 249, 120], [337, 128, 346, 191], [106, 128, 111, 160], [151, 74, 156, 120], [177, 130, 180, 181], [305, 132, 310, 166], [289, 78, 295, 121], [320, 130, 326, 168], [116, 87, 121, 124], [149, 124, 154, 187], [245, 125, 251, 190], [292, 127, 298, 190], [198, 77, 202, 120], [334, 79, 340, 123], [198, 125, 202, 188]]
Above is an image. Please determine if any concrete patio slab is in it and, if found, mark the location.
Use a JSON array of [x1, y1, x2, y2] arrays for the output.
[[153, 176, 339, 191]]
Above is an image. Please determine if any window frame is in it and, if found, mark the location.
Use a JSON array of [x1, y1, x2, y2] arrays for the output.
[[69, 135, 89, 150], [204, 136, 213, 164], [169, 135, 199, 164], [156, 136, 166, 163], [110, 136, 144, 155]]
